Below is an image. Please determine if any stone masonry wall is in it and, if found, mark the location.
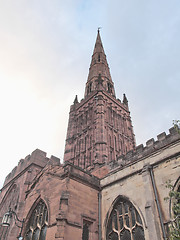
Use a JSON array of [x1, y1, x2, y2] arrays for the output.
[[0, 149, 60, 240], [101, 129, 180, 240], [21, 163, 100, 240]]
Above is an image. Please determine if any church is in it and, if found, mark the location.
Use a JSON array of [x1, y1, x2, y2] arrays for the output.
[[0, 30, 179, 240]]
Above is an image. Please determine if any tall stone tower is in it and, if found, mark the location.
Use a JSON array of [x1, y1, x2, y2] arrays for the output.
[[64, 30, 136, 169]]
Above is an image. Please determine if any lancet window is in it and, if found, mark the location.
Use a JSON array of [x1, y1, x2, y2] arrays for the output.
[[87, 83, 92, 94], [106, 197, 145, 240], [107, 83, 112, 93], [25, 200, 48, 240]]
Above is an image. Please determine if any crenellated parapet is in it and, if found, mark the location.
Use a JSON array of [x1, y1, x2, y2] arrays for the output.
[[2, 149, 60, 188], [110, 127, 180, 170]]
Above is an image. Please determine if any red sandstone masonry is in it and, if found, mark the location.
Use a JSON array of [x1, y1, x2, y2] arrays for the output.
[[64, 30, 135, 171], [0, 149, 60, 240], [1, 30, 178, 240], [3, 149, 48, 187], [22, 163, 100, 239]]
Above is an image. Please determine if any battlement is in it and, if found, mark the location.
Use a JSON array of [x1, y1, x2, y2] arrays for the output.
[[3, 149, 60, 187], [110, 127, 180, 170], [2, 128, 179, 187]]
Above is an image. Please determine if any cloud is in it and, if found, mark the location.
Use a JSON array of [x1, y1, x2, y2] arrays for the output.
[[0, 0, 180, 188]]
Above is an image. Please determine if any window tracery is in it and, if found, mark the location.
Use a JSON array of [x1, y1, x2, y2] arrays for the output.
[[0, 184, 19, 240], [166, 178, 180, 238], [106, 197, 145, 240], [25, 200, 48, 240]]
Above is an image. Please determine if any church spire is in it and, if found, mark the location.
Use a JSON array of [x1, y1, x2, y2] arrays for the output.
[[93, 28, 105, 55], [85, 29, 116, 97], [64, 30, 136, 170]]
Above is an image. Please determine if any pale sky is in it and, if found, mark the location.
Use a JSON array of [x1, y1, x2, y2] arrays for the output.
[[0, 0, 180, 188]]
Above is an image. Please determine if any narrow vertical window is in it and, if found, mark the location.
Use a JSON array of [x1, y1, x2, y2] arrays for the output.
[[87, 85, 90, 94], [114, 136, 117, 150], [98, 54, 100, 62], [85, 136, 87, 151], [107, 83, 112, 93], [79, 141, 81, 153], [89, 83, 92, 92], [110, 150, 112, 162], [84, 155, 86, 169], [74, 145, 76, 157], [89, 152, 91, 166], [82, 222, 90, 240], [90, 136, 92, 147]]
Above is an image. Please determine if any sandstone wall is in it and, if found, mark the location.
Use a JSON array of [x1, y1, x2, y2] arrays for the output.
[[22, 164, 100, 240]]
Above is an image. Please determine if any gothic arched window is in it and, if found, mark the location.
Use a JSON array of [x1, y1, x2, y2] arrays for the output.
[[166, 178, 180, 237], [106, 197, 145, 240], [0, 184, 19, 240], [25, 200, 48, 240]]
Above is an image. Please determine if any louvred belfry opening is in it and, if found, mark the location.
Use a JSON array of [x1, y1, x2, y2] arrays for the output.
[[64, 30, 136, 171]]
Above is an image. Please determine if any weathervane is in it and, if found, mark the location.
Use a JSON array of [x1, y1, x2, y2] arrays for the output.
[[98, 27, 102, 32]]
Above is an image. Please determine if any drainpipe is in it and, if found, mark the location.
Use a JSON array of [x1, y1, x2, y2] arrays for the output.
[[149, 166, 167, 240], [98, 192, 102, 240]]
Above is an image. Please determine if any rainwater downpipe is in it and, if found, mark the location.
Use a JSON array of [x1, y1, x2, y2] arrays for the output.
[[98, 192, 102, 240], [149, 166, 167, 240]]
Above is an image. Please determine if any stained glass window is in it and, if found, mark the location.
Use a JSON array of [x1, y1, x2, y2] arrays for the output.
[[25, 200, 48, 240], [106, 197, 145, 240]]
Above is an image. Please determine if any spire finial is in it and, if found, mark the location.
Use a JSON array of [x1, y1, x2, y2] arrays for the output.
[[73, 95, 78, 105], [98, 27, 102, 33], [85, 29, 116, 98], [123, 93, 128, 106]]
